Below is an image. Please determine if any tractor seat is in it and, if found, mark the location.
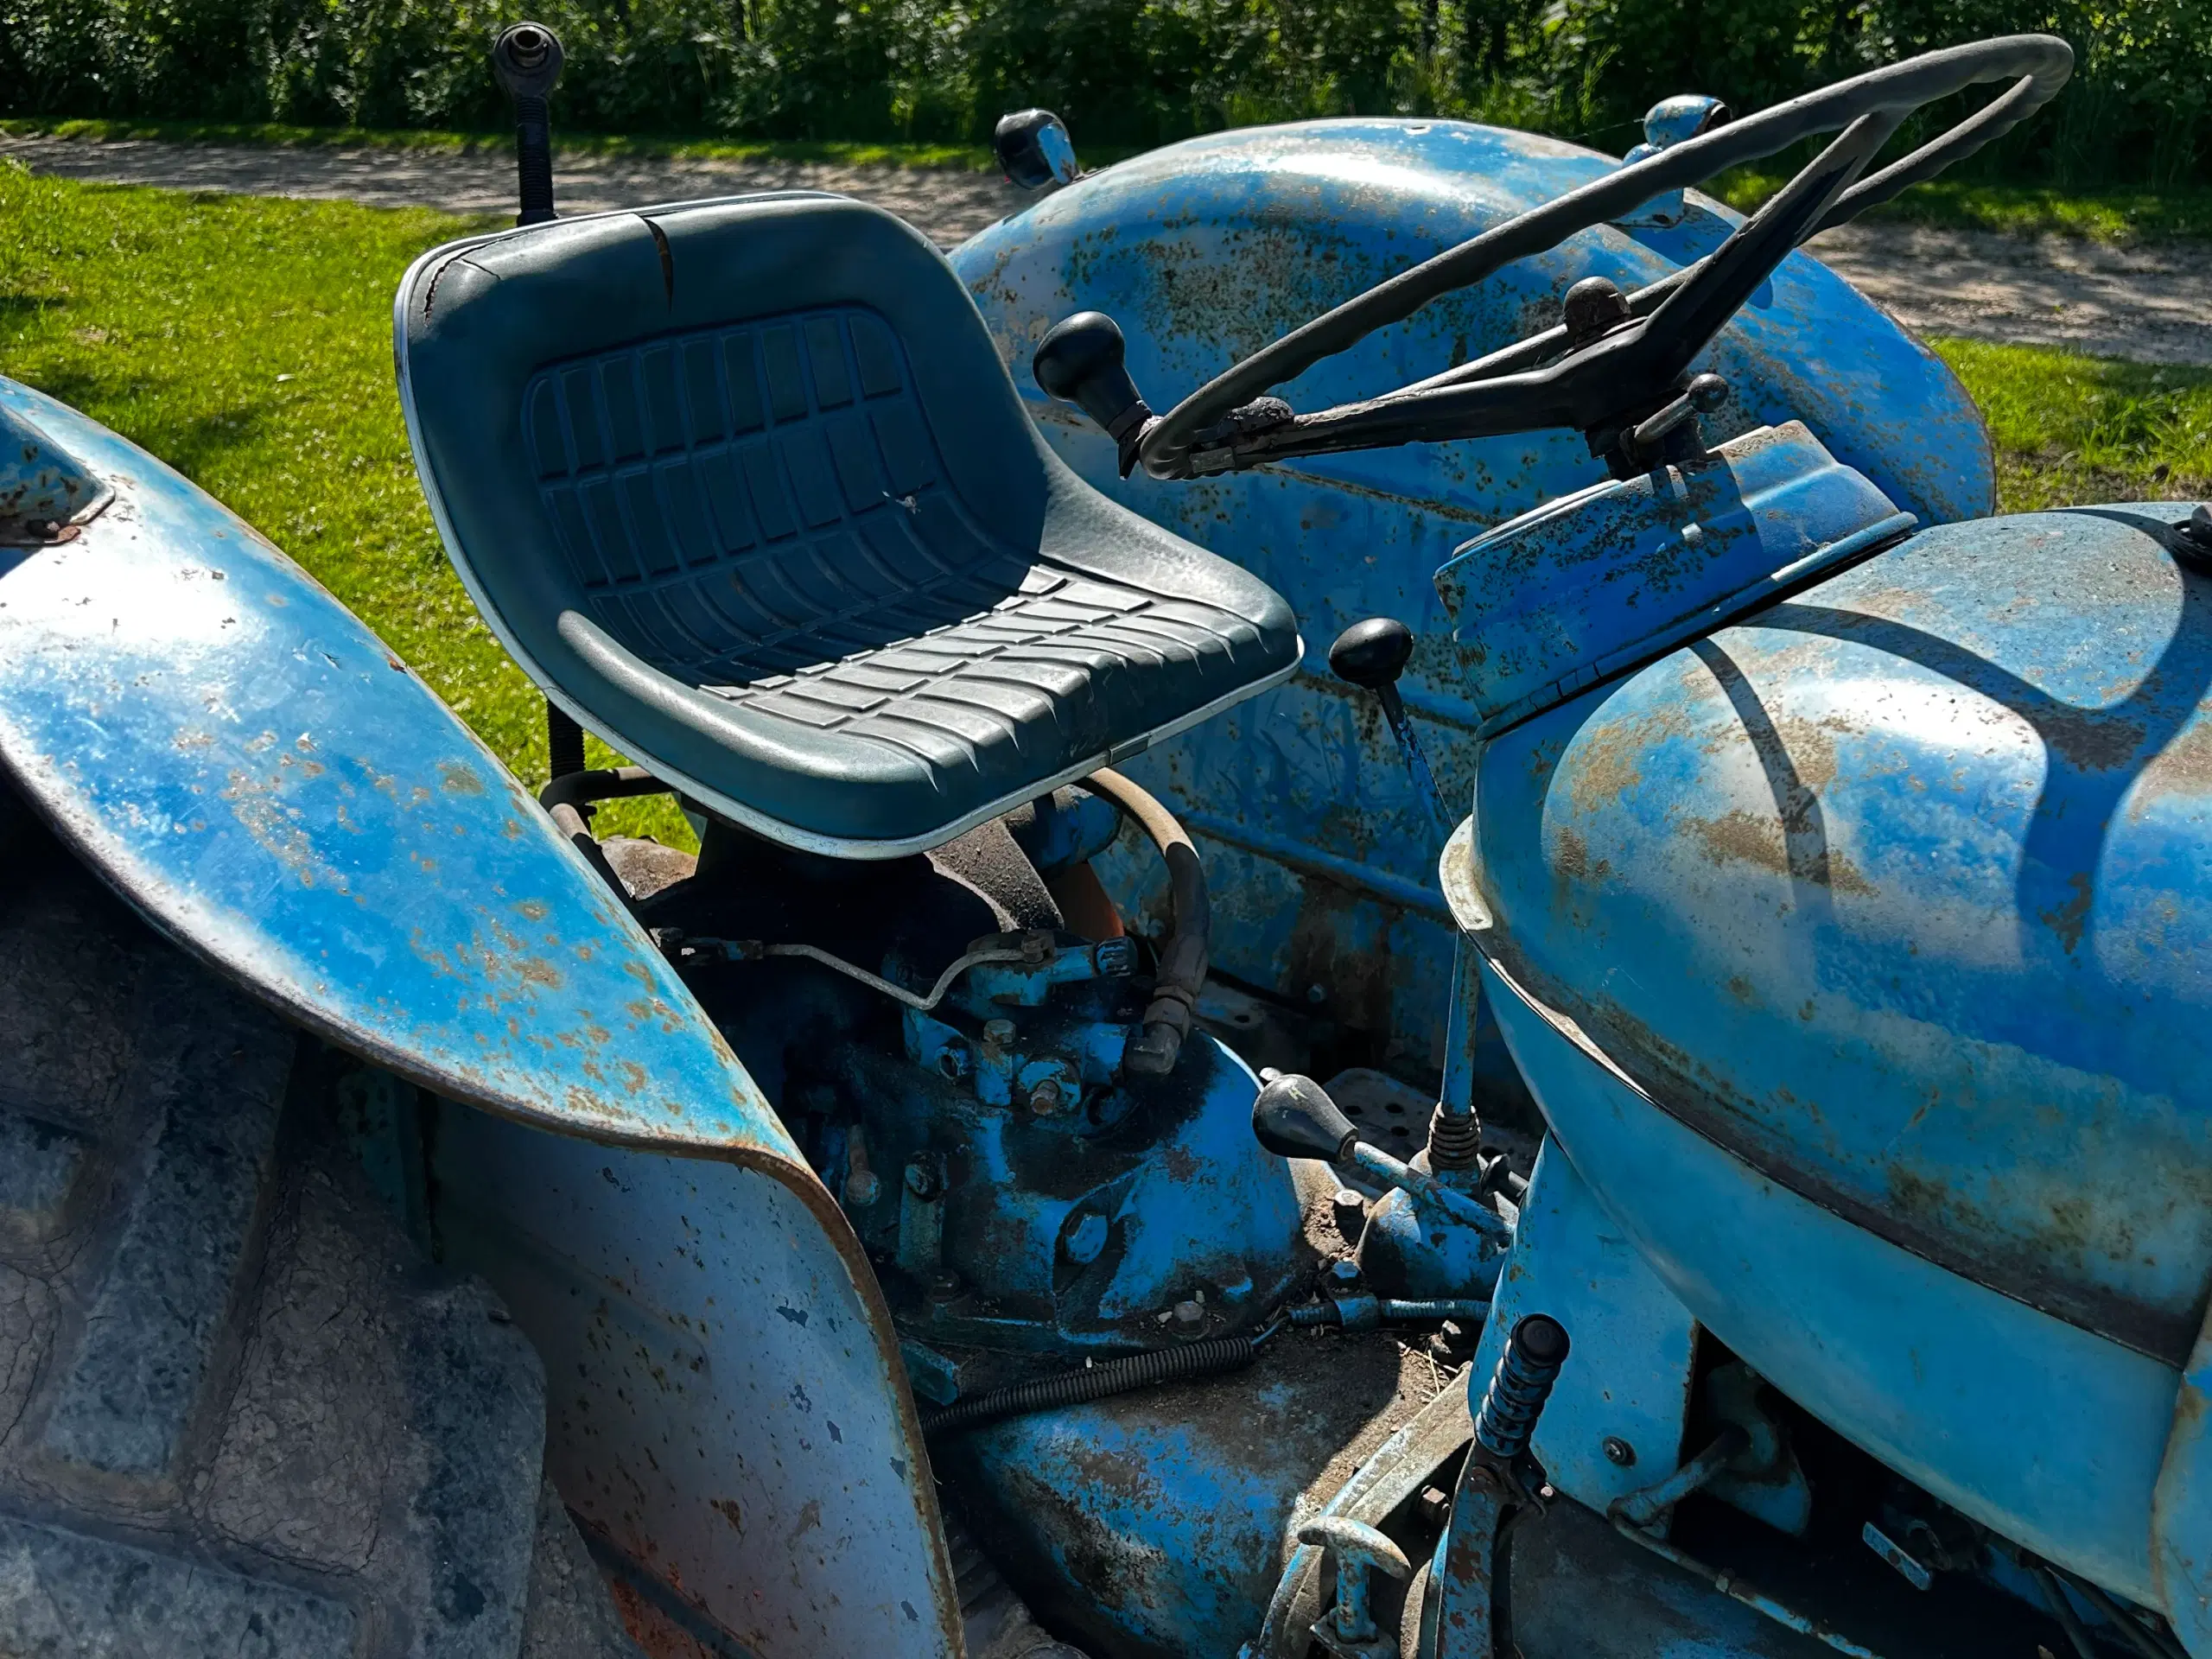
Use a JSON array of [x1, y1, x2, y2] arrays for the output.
[[396, 194, 1300, 856]]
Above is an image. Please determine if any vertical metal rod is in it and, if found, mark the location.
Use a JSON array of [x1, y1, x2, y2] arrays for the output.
[[548, 705, 586, 784], [512, 89, 556, 226]]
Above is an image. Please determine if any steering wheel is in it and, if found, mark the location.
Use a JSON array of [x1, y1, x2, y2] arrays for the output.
[[1033, 35, 2070, 480]]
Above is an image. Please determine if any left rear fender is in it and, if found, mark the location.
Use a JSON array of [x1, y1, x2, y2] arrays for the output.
[[0, 377, 959, 1656]]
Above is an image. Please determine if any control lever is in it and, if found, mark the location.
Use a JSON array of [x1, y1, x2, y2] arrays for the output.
[[993, 109, 1080, 189], [491, 22, 587, 787], [1625, 370, 1730, 467], [1034, 313, 1157, 478], [1431, 1314, 1572, 1658], [1252, 1074, 1506, 1240], [1328, 618, 1452, 846], [491, 23, 565, 228]]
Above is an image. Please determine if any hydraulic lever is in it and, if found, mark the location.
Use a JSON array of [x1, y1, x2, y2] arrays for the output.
[[1328, 617, 1452, 848], [1252, 1073, 1507, 1241]]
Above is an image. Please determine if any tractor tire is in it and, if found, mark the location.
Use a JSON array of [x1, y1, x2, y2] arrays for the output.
[[0, 805, 640, 1659]]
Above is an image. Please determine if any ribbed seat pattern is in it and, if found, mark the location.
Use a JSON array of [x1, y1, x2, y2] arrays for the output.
[[525, 304, 1271, 771]]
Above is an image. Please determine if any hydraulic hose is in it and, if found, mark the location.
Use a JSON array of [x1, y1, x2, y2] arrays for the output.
[[1075, 769, 1203, 1079], [1084, 767, 1208, 1076], [922, 1335, 1255, 1440]]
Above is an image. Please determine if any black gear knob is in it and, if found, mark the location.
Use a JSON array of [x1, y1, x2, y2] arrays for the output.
[[1253, 1073, 1360, 1163], [1035, 312, 1154, 477], [1328, 617, 1414, 691], [492, 22, 564, 99]]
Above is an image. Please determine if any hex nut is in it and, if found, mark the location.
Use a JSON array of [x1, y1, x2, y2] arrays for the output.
[[1604, 1436, 1637, 1467], [1170, 1299, 1206, 1332]]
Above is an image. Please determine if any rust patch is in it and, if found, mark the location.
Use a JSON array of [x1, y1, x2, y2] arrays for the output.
[[2040, 706, 2149, 773], [710, 1497, 744, 1535], [1550, 825, 1609, 883], [1563, 705, 1693, 814], [2039, 871, 2094, 954], [1686, 809, 1875, 894], [2132, 718, 2212, 817], [439, 760, 487, 795]]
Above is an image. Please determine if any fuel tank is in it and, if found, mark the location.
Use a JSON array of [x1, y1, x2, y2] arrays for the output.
[[1450, 488, 2212, 1598], [951, 118, 1995, 1077]]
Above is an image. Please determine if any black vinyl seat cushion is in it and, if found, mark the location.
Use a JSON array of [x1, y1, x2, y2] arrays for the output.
[[395, 194, 1300, 855]]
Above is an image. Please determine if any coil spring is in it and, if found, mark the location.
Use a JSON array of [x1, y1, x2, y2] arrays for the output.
[[921, 1335, 1255, 1440], [1426, 1105, 1484, 1174], [1472, 1313, 1570, 1459]]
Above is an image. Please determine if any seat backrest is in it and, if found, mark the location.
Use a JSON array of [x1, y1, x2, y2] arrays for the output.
[[395, 193, 1054, 740]]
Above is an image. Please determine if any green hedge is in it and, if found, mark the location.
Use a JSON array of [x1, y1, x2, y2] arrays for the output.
[[1, 0, 2204, 182]]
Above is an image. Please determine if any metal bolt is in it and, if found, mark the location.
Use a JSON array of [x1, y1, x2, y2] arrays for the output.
[[1306, 983, 1327, 1004], [904, 1160, 940, 1200], [1170, 1299, 1206, 1333], [927, 1271, 963, 1306], [1416, 1484, 1451, 1530], [1329, 1188, 1366, 1243], [938, 1044, 972, 1083], [843, 1125, 881, 1209], [981, 1018, 1015, 1059], [1326, 1256, 1363, 1287], [1604, 1436, 1637, 1467], [1020, 929, 1053, 964], [1028, 1077, 1065, 1116]]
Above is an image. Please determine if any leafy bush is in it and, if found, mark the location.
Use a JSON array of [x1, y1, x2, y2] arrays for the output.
[[1, 0, 2205, 182]]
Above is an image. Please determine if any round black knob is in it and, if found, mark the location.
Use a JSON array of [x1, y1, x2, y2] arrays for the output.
[[1328, 618, 1414, 691], [1562, 276, 1631, 348], [1513, 1313, 1571, 1367], [1253, 1073, 1360, 1163], [994, 109, 1078, 190], [1034, 313, 1146, 436], [1687, 371, 1729, 412], [492, 22, 564, 99]]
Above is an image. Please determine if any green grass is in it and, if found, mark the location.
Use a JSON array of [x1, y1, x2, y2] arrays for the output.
[[1930, 338, 2212, 509], [0, 168, 2203, 853], [0, 161, 690, 842], [1714, 167, 2212, 245], [0, 114, 1001, 172]]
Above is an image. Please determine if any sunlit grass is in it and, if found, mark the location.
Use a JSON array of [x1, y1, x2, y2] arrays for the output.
[[1931, 337, 2212, 511], [0, 161, 690, 842]]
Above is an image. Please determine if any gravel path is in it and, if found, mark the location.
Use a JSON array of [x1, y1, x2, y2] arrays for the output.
[[5, 130, 2209, 364]]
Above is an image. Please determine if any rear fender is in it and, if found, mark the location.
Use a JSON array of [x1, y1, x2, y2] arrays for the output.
[[0, 377, 960, 1657]]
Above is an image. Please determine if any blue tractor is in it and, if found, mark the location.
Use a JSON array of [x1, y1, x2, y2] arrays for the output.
[[0, 24, 2202, 1659]]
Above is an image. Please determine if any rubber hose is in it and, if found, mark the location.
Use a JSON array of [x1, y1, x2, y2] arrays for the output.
[[1084, 767, 1208, 1075], [923, 1336, 1255, 1440]]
